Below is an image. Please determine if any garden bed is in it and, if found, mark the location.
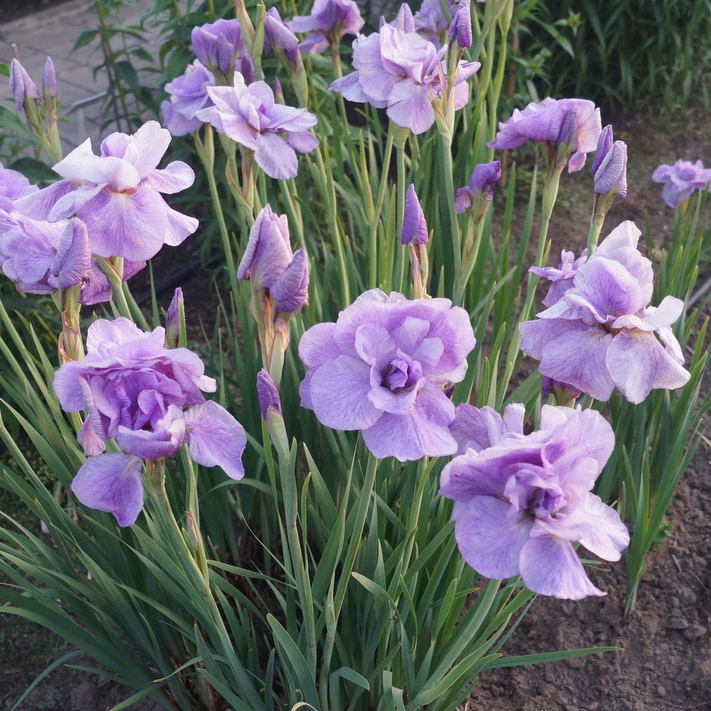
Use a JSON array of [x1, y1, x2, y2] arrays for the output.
[[1, 2, 710, 710]]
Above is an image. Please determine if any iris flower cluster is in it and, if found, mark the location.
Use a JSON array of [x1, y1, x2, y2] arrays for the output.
[[161, 16, 319, 180], [53, 318, 246, 527], [0, 122, 197, 303]]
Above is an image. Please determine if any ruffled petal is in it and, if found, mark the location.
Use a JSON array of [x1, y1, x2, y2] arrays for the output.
[[606, 329, 690, 404], [184, 400, 246, 479]]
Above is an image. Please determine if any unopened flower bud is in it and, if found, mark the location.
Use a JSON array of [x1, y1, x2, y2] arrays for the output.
[[271, 247, 309, 313], [165, 287, 185, 349], [448, 0, 472, 49], [10, 58, 40, 113], [590, 125, 613, 175], [593, 140, 627, 198], [455, 161, 502, 215], [401, 183, 428, 245], [42, 57, 57, 99], [257, 369, 282, 419]]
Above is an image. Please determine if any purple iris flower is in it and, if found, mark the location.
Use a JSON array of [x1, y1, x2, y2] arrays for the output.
[[298, 289, 476, 461], [289, 0, 364, 55], [54, 317, 246, 526], [488, 97, 601, 173], [191, 18, 254, 82], [401, 184, 428, 245], [440, 404, 629, 599], [330, 18, 480, 135], [161, 60, 216, 137], [652, 159, 711, 209], [238, 204, 309, 313], [0, 213, 90, 295], [196, 73, 319, 180], [455, 160, 502, 215], [0, 162, 38, 212], [529, 247, 587, 308], [14, 121, 199, 263], [519, 221, 690, 403]]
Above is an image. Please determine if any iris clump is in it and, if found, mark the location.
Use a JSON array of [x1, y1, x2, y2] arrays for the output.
[[299, 289, 475, 461], [440, 404, 629, 599]]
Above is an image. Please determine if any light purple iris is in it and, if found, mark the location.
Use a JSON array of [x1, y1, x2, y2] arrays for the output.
[[14, 121, 199, 262], [161, 60, 216, 137], [289, 0, 364, 55], [54, 317, 246, 526], [449, 402, 526, 456], [440, 404, 629, 599], [0, 213, 90, 295], [299, 289, 476, 461], [529, 247, 587, 308], [0, 162, 38, 212], [652, 159, 711, 209], [488, 97, 601, 173], [519, 221, 690, 403], [238, 204, 309, 313], [196, 73, 319, 180], [455, 160, 502, 215], [191, 18, 254, 82], [329, 16, 480, 135]]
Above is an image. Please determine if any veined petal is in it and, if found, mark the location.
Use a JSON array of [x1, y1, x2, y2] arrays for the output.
[[255, 132, 299, 180], [606, 329, 690, 404], [143, 161, 195, 194], [452, 496, 532, 579], [519, 535, 605, 599], [308, 354, 380, 429], [54, 139, 141, 190], [129, 121, 172, 177], [386, 80, 435, 134], [71, 453, 144, 527], [184, 400, 246, 479], [79, 185, 168, 261]]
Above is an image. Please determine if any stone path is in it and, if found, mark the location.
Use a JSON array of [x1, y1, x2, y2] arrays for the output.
[[0, 0, 161, 156]]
